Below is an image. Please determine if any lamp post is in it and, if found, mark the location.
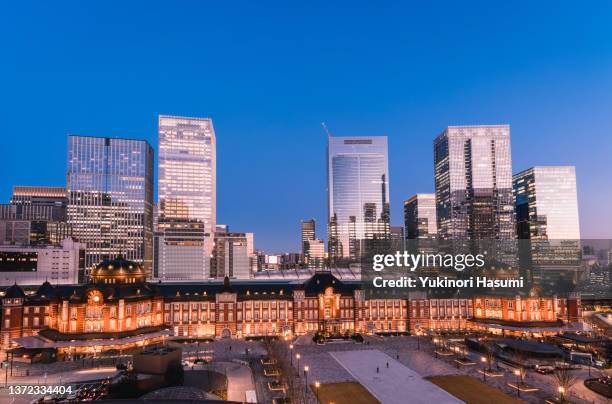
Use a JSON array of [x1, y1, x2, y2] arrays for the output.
[[304, 365, 309, 391], [514, 369, 521, 397], [315, 381, 320, 402], [454, 347, 460, 368], [558, 386, 565, 401], [480, 356, 487, 382], [433, 338, 438, 358], [289, 344, 294, 366], [296, 354, 301, 377]]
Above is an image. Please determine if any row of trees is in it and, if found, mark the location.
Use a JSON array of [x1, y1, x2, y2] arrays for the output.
[[264, 338, 314, 404]]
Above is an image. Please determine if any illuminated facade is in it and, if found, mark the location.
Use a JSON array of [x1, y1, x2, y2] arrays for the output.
[[513, 166, 582, 285], [66, 136, 154, 280], [157, 115, 216, 279], [0, 258, 581, 353], [434, 125, 515, 240], [327, 136, 390, 261], [513, 166, 580, 240]]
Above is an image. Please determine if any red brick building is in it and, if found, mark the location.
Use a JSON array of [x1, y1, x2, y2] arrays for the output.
[[0, 258, 582, 355]]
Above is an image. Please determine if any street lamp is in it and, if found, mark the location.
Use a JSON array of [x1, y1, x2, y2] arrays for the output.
[[289, 344, 294, 366], [296, 353, 301, 376], [315, 381, 320, 402], [514, 369, 521, 397], [304, 365, 309, 389], [480, 356, 487, 382]]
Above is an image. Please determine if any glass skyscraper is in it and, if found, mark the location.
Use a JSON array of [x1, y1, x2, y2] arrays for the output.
[[67, 136, 154, 279], [513, 166, 581, 286], [327, 135, 390, 261], [513, 166, 580, 240], [434, 125, 515, 240], [158, 115, 216, 227], [155, 115, 216, 280]]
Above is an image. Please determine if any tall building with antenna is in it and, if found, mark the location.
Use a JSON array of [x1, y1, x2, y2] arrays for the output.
[[327, 132, 390, 261]]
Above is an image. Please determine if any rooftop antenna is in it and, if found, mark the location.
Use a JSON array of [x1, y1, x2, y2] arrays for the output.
[[321, 122, 333, 138]]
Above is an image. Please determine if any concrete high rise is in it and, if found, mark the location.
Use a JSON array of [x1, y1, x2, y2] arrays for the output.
[[404, 194, 437, 240], [328, 135, 390, 260], [434, 125, 515, 240], [513, 166, 580, 240], [156, 115, 216, 280], [67, 135, 154, 280], [211, 227, 254, 279]]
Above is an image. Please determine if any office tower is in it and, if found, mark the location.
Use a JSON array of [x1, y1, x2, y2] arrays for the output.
[[305, 239, 325, 269], [9, 186, 67, 221], [157, 115, 216, 279], [434, 125, 515, 240], [211, 227, 254, 279], [1, 186, 71, 245], [328, 135, 390, 261], [513, 166, 581, 287], [404, 194, 437, 240], [300, 219, 316, 263], [67, 135, 154, 280], [513, 166, 580, 240], [153, 220, 208, 281]]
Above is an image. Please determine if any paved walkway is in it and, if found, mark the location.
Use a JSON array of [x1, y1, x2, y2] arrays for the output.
[[201, 361, 255, 403], [330, 350, 463, 404]]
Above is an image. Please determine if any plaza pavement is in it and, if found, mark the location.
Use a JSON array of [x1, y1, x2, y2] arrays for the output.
[[330, 349, 464, 404]]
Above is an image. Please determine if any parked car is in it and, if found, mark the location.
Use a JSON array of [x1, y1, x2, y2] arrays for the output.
[[536, 365, 554, 374]]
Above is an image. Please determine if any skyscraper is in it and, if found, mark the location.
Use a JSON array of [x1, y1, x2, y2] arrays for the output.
[[158, 115, 216, 227], [327, 135, 390, 260], [300, 219, 316, 261], [434, 125, 515, 240], [513, 166, 580, 240], [513, 167, 581, 285], [67, 135, 154, 280], [156, 115, 216, 280], [211, 226, 254, 279], [404, 194, 437, 240]]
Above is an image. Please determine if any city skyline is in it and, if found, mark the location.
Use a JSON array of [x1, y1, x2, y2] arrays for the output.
[[0, 121, 605, 253], [2, 3, 612, 251]]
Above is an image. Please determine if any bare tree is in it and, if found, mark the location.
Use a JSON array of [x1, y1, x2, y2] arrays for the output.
[[265, 339, 308, 404], [485, 345, 496, 371], [553, 367, 577, 402]]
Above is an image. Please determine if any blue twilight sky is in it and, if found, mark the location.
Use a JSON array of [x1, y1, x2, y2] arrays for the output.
[[1, 1, 612, 252]]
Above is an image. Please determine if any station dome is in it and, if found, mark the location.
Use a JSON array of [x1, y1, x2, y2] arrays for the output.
[[90, 256, 146, 284]]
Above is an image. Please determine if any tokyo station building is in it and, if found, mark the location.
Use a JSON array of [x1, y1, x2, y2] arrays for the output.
[[1, 258, 581, 355]]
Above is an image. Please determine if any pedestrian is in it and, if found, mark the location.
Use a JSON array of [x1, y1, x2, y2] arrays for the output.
[[396, 354, 399, 360], [386, 362, 389, 368], [376, 366, 379, 373]]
